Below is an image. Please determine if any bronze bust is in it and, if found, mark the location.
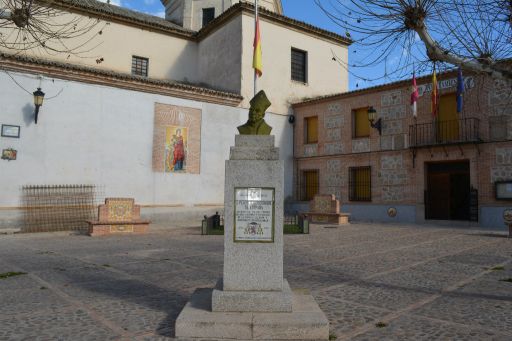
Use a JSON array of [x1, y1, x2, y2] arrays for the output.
[[238, 90, 272, 135]]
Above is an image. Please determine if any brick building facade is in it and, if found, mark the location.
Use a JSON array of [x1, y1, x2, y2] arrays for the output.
[[291, 70, 512, 229]]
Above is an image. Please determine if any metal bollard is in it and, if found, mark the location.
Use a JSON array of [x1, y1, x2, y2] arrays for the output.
[[504, 209, 512, 238], [201, 216, 208, 235], [299, 214, 310, 234]]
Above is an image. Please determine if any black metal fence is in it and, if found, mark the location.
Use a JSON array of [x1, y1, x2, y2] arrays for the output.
[[21, 185, 103, 233], [409, 118, 480, 147], [202, 214, 309, 234]]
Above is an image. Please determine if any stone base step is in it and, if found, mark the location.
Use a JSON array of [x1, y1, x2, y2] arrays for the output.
[[212, 279, 293, 312], [175, 288, 329, 340]]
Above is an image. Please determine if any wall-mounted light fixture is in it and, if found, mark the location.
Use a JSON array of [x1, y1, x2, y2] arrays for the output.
[[33, 87, 45, 124], [367, 106, 381, 135]]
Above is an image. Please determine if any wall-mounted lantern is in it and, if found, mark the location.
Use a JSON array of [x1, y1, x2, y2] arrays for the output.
[[33, 87, 45, 124], [367, 106, 382, 135]]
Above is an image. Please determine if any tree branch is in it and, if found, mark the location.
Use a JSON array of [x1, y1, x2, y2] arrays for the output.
[[414, 16, 512, 81]]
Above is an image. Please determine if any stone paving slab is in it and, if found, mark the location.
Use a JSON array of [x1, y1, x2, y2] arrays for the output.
[[454, 278, 512, 302], [139, 268, 219, 293], [315, 295, 391, 335], [0, 272, 42, 290], [284, 268, 350, 293], [0, 223, 510, 340], [0, 287, 74, 316], [0, 308, 120, 341], [412, 294, 512, 334], [86, 294, 187, 336], [316, 281, 433, 311], [349, 314, 509, 341], [57, 278, 174, 301]]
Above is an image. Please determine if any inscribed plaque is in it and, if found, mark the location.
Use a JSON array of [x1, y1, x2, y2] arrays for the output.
[[234, 188, 275, 243]]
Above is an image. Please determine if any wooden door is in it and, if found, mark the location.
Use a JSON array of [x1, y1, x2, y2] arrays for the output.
[[438, 93, 459, 141], [427, 173, 451, 219]]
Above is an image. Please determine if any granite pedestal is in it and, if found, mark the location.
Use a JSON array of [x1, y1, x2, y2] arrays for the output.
[[175, 135, 329, 339]]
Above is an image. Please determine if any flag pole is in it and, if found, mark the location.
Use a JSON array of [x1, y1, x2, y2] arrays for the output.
[[254, 0, 259, 97]]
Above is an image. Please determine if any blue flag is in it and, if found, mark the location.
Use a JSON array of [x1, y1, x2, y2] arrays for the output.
[[456, 67, 464, 113]]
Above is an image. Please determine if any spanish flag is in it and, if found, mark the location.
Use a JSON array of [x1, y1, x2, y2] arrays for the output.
[[431, 65, 438, 117], [253, 17, 262, 77]]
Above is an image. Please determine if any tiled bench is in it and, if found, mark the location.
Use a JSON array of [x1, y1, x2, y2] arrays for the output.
[[87, 198, 150, 236], [305, 194, 350, 225]]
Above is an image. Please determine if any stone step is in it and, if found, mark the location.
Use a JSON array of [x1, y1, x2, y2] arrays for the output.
[[175, 288, 329, 340]]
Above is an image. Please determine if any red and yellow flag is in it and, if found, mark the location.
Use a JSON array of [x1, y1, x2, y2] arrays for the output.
[[431, 66, 438, 117], [253, 17, 262, 77]]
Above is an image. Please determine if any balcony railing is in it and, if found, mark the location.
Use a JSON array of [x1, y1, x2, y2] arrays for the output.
[[409, 118, 481, 147]]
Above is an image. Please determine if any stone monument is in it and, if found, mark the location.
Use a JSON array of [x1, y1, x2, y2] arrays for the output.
[[175, 91, 329, 340]]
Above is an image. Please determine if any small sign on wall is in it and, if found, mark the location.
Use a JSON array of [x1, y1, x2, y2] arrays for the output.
[[496, 181, 512, 200], [1, 148, 17, 161], [1, 125, 20, 138]]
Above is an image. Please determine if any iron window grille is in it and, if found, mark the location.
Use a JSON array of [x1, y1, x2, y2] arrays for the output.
[[300, 170, 319, 201], [131, 56, 149, 77], [291, 48, 307, 83], [202, 8, 215, 27], [349, 166, 371, 201]]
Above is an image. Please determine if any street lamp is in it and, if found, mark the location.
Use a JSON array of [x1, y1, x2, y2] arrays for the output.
[[33, 87, 45, 124], [367, 106, 382, 135]]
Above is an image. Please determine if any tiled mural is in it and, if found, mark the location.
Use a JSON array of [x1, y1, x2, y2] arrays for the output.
[[152, 103, 201, 174]]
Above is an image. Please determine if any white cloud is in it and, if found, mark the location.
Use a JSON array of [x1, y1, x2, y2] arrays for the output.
[[152, 11, 165, 18], [97, 0, 122, 6]]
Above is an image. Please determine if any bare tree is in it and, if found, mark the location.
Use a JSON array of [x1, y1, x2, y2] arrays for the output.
[[0, 0, 107, 57], [317, 0, 512, 81]]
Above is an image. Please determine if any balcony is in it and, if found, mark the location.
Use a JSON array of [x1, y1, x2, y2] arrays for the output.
[[409, 118, 481, 148]]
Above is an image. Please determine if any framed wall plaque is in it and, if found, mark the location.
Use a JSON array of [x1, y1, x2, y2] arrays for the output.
[[496, 181, 512, 200], [1, 148, 17, 161], [1, 125, 20, 138], [234, 187, 275, 243]]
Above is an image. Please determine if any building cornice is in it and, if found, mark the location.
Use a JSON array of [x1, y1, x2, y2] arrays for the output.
[[197, 2, 352, 45], [0, 53, 243, 107], [48, 1, 351, 46], [292, 69, 463, 108], [47, 0, 196, 40]]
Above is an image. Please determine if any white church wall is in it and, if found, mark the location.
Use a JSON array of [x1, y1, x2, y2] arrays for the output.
[[0, 11, 200, 84], [240, 13, 349, 115], [197, 15, 242, 93], [0, 71, 292, 210]]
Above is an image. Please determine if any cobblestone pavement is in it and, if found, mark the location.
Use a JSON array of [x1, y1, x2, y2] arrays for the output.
[[0, 223, 511, 340]]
